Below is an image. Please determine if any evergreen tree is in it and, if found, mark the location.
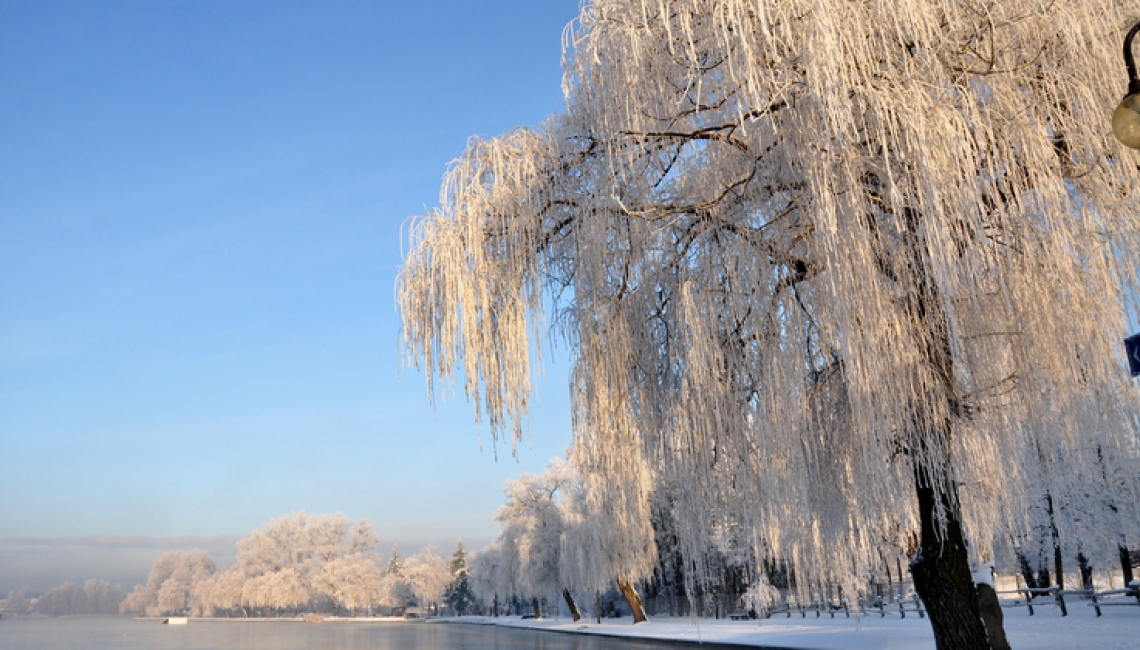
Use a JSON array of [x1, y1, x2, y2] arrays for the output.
[[445, 541, 475, 615], [387, 546, 403, 577]]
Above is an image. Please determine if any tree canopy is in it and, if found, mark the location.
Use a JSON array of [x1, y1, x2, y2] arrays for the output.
[[400, 1, 1140, 647]]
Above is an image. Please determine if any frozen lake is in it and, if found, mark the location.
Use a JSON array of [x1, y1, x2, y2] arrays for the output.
[[0, 617, 717, 650]]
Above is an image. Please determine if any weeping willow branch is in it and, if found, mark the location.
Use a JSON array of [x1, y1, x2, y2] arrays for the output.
[[400, 1, 1140, 646]]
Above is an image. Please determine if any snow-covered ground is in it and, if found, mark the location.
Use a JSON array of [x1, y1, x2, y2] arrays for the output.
[[448, 604, 1139, 650]]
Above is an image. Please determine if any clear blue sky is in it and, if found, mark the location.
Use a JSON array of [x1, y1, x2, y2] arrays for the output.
[[0, 0, 580, 577]]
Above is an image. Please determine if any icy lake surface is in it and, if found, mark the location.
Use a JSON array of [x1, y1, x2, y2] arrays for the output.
[[0, 617, 716, 650]]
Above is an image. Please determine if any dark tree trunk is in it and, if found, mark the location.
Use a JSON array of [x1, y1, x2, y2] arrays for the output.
[[562, 588, 582, 622], [1120, 545, 1135, 586], [532, 597, 541, 619], [910, 467, 994, 650], [973, 583, 1011, 650], [1017, 552, 1050, 592], [1045, 493, 1063, 590], [1078, 553, 1094, 591], [1053, 546, 1065, 590], [595, 591, 602, 624], [616, 577, 648, 623], [881, 202, 1005, 649]]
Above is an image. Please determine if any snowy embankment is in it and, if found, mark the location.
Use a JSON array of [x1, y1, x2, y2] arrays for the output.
[[445, 606, 1138, 650]]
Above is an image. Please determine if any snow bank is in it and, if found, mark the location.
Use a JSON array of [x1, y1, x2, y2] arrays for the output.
[[446, 604, 1138, 650]]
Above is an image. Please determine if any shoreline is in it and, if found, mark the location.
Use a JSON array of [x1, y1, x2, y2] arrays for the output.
[[438, 615, 811, 649], [429, 606, 1140, 650], [436, 613, 916, 650]]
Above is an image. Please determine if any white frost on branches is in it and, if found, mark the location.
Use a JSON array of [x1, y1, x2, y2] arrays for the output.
[[560, 449, 657, 595], [403, 547, 452, 613], [399, 0, 1140, 603], [313, 554, 383, 616], [495, 458, 573, 605], [121, 550, 215, 617], [236, 511, 379, 616]]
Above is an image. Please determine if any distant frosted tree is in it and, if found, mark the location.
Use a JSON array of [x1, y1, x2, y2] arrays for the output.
[[218, 567, 249, 617], [29, 580, 122, 616], [468, 545, 511, 614], [560, 452, 655, 622], [237, 513, 310, 572], [156, 575, 190, 616], [404, 547, 452, 614], [271, 567, 310, 617], [194, 566, 247, 617], [313, 554, 383, 617], [309, 513, 376, 563], [239, 567, 310, 618], [3, 583, 33, 615], [241, 573, 275, 618], [235, 511, 377, 617], [399, 1, 1140, 647], [377, 545, 415, 611], [343, 559, 384, 617], [121, 550, 215, 617], [31, 582, 86, 616], [120, 576, 150, 615], [237, 513, 313, 617], [4, 587, 34, 615], [305, 513, 348, 562], [83, 579, 127, 614], [349, 520, 379, 555], [494, 458, 581, 619]]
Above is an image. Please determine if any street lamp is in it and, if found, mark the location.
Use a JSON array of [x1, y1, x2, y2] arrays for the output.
[[1113, 20, 1140, 149]]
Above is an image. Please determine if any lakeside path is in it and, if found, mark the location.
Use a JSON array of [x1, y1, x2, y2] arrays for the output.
[[441, 605, 1138, 650]]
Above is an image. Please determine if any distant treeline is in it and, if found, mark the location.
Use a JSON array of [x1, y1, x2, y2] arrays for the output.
[[118, 511, 473, 619], [4, 580, 126, 616]]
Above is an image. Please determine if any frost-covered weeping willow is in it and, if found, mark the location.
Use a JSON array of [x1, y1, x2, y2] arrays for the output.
[[400, 0, 1140, 606]]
